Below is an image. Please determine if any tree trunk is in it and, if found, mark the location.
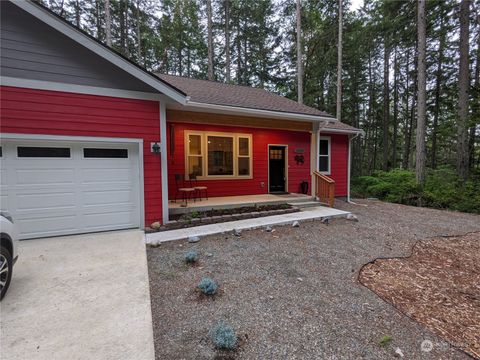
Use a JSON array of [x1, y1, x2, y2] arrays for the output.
[[403, 49, 411, 170], [382, 42, 390, 170], [120, 1, 126, 54], [95, 0, 102, 40], [393, 47, 398, 168], [225, 0, 231, 83], [135, 0, 142, 65], [105, 0, 112, 47], [296, 0, 303, 104], [416, 0, 427, 186], [457, 0, 470, 180], [336, 0, 342, 121], [74, 0, 80, 27], [432, 16, 445, 169], [207, 0, 214, 81], [469, 15, 480, 169]]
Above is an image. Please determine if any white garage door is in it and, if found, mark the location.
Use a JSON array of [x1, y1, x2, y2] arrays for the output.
[[0, 139, 141, 239]]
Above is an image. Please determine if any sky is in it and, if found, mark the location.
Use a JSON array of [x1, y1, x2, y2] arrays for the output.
[[350, 0, 364, 12]]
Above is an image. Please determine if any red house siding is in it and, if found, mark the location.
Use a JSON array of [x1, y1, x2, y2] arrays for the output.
[[0, 86, 162, 225], [327, 134, 349, 197], [167, 121, 312, 198]]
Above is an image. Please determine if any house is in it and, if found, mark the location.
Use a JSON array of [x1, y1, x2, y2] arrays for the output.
[[0, 0, 361, 240]]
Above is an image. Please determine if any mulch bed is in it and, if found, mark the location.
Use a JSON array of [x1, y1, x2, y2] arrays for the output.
[[359, 231, 480, 358]]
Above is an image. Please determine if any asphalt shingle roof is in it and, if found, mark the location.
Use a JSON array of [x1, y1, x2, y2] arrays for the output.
[[157, 74, 333, 118], [157, 74, 362, 133]]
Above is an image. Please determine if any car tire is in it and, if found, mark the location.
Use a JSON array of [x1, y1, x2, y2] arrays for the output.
[[0, 245, 13, 301]]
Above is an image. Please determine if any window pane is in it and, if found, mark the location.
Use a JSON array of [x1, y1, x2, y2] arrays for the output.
[[188, 156, 203, 176], [83, 148, 128, 158], [238, 157, 250, 176], [319, 156, 329, 172], [18, 147, 70, 158], [188, 134, 202, 155], [207, 136, 233, 175], [239, 137, 249, 156], [319, 139, 329, 155]]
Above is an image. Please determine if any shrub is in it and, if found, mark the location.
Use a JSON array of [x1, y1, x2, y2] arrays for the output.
[[210, 321, 237, 350], [197, 277, 218, 295], [352, 167, 480, 214], [184, 250, 198, 263], [379, 335, 392, 347]]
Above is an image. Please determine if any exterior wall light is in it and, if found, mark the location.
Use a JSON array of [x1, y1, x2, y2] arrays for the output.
[[151, 142, 161, 154]]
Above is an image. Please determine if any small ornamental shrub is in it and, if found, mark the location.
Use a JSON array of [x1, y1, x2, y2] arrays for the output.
[[379, 335, 393, 347], [184, 250, 198, 263], [210, 322, 237, 350], [197, 277, 218, 295]]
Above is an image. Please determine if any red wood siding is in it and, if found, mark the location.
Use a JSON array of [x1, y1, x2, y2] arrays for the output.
[[167, 121, 312, 198], [0, 86, 162, 225], [328, 134, 349, 197]]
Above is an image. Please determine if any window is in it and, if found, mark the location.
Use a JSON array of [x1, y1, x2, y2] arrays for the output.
[[17, 146, 70, 158], [185, 131, 252, 179], [238, 137, 250, 175], [208, 136, 233, 175], [187, 134, 203, 176], [319, 137, 330, 173], [83, 148, 128, 158]]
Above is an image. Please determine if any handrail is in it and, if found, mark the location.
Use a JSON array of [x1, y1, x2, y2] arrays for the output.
[[313, 171, 335, 207]]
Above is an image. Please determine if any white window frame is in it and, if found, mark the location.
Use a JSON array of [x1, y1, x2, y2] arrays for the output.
[[184, 131, 253, 180], [319, 136, 331, 175]]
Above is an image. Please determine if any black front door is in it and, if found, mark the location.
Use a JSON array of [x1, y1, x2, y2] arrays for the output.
[[269, 146, 286, 193]]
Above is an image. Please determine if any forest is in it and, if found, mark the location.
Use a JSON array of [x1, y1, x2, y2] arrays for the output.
[[38, 0, 480, 212]]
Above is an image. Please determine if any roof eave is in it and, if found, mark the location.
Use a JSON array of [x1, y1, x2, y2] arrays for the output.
[[13, 0, 188, 105], [185, 100, 335, 122], [319, 127, 364, 135]]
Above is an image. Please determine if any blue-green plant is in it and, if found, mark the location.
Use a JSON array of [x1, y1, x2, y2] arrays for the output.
[[197, 277, 218, 295], [185, 250, 198, 263], [210, 321, 237, 350]]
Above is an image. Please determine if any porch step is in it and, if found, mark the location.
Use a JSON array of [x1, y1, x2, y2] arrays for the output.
[[287, 200, 321, 209]]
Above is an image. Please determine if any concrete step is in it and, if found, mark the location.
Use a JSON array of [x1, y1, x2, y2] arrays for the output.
[[286, 197, 316, 204], [288, 200, 321, 209]]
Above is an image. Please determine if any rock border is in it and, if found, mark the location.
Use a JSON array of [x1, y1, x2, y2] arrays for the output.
[[146, 207, 300, 233]]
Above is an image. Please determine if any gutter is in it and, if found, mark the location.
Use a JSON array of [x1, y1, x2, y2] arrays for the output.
[[319, 127, 365, 135], [347, 132, 361, 203], [185, 100, 336, 123]]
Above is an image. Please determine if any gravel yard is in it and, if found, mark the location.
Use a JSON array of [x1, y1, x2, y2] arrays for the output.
[[147, 199, 480, 359]]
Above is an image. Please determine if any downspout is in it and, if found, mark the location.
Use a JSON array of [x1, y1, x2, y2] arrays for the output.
[[347, 132, 360, 203]]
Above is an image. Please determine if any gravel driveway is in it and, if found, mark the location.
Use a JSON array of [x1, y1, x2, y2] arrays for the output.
[[147, 200, 480, 359]]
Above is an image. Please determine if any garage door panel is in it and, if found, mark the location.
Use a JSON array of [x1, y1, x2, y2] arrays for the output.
[[81, 168, 136, 183], [16, 168, 76, 185], [0, 140, 141, 239], [17, 215, 78, 238], [15, 192, 77, 210], [83, 190, 135, 206], [84, 211, 137, 229]]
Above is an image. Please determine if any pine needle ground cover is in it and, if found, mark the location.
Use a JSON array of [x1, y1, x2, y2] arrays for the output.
[[360, 232, 480, 358]]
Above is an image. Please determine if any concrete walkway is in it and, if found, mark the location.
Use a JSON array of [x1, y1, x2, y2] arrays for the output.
[[0, 230, 155, 360], [147, 206, 350, 244]]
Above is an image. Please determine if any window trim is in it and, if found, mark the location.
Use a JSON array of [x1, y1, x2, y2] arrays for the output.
[[184, 131, 253, 180], [319, 136, 331, 175]]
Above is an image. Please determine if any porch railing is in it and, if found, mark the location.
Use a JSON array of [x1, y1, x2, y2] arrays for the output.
[[313, 171, 335, 207]]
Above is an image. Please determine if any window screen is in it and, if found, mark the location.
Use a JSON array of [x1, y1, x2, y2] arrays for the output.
[[17, 147, 71, 158], [83, 148, 128, 158]]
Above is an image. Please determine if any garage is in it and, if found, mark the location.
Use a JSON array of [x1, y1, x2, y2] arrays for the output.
[[0, 138, 142, 239]]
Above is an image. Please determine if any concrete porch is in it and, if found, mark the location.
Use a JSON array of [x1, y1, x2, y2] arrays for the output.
[[169, 193, 316, 215]]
